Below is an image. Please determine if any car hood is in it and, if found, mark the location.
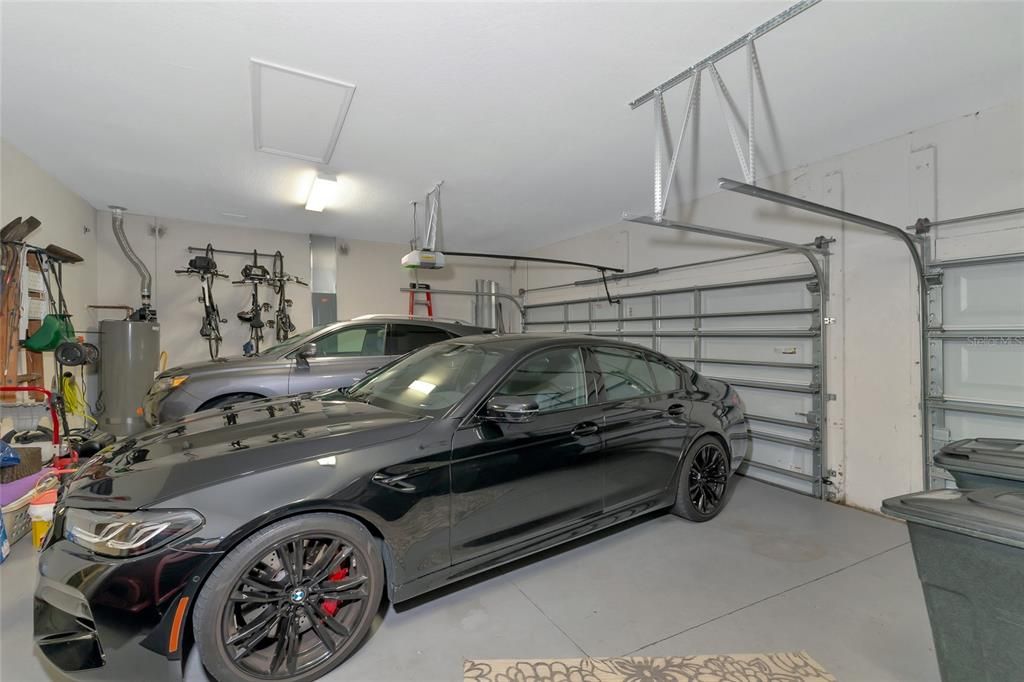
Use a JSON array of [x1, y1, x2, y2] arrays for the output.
[[63, 394, 429, 510], [157, 353, 286, 379]]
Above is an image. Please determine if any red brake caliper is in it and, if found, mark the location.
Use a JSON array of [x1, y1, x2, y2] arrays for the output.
[[320, 567, 349, 616]]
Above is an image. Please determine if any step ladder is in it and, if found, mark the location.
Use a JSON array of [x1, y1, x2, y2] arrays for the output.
[[407, 282, 433, 318]]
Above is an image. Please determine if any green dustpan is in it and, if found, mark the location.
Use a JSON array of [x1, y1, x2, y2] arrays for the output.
[[24, 314, 75, 352]]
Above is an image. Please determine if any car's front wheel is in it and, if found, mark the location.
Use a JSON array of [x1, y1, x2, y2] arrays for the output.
[[672, 435, 731, 522], [193, 513, 384, 682]]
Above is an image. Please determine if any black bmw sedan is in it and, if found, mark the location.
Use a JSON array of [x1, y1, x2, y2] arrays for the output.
[[35, 334, 750, 682]]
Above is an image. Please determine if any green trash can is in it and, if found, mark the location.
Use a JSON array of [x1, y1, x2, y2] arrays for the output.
[[934, 438, 1024, 490], [882, 488, 1024, 682]]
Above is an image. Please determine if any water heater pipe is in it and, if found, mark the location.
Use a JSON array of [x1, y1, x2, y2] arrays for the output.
[[109, 206, 152, 307]]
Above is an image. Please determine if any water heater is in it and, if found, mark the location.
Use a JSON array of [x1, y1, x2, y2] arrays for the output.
[[99, 319, 160, 437]]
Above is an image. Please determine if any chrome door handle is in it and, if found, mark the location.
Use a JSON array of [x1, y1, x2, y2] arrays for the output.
[[571, 422, 599, 438]]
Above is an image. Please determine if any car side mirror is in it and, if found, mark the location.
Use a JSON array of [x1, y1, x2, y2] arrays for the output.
[[483, 397, 539, 424], [296, 342, 317, 359]]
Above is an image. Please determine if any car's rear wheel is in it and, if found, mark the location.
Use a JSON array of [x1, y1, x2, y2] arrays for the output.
[[672, 436, 731, 522], [194, 514, 384, 682]]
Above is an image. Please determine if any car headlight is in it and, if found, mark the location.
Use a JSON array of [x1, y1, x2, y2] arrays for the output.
[[151, 375, 188, 393], [64, 508, 204, 557]]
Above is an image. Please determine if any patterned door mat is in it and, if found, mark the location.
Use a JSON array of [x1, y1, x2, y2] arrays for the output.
[[464, 652, 836, 681]]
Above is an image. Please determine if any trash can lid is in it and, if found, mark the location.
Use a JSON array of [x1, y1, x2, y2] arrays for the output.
[[935, 438, 1024, 480], [882, 488, 1024, 550]]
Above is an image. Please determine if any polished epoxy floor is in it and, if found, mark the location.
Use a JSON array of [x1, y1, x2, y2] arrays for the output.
[[0, 477, 940, 681]]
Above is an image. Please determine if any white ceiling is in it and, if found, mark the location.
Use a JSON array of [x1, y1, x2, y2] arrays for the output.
[[2, 2, 1021, 252]]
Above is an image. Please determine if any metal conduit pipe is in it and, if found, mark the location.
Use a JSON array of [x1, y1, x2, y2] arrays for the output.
[[717, 177, 931, 490], [109, 206, 152, 306]]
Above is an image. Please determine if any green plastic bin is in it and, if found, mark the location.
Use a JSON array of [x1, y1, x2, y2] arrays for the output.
[[934, 438, 1024, 490], [882, 488, 1024, 682]]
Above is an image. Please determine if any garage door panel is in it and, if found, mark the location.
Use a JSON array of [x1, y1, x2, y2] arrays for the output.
[[736, 461, 816, 496], [591, 299, 619, 320], [700, 362, 813, 385], [527, 305, 564, 324], [750, 421, 816, 442], [702, 337, 814, 364], [749, 440, 814, 476], [658, 292, 694, 316], [942, 262, 1024, 327], [701, 312, 813, 331], [660, 337, 697, 357], [942, 341, 1024, 405], [704, 282, 811, 313], [622, 297, 654, 319], [621, 335, 654, 349], [942, 411, 1024, 440], [568, 302, 590, 322], [524, 271, 825, 497], [623, 320, 654, 332], [731, 386, 814, 422]]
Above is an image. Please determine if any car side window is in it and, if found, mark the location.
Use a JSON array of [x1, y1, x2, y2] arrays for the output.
[[386, 324, 453, 355], [593, 346, 657, 401], [492, 347, 588, 413], [314, 324, 386, 357], [647, 354, 684, 393]]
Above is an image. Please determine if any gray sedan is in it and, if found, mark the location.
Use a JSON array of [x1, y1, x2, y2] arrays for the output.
[[143, 316, 492, 425]]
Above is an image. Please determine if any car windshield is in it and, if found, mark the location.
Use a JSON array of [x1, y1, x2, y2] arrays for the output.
[[331, 341, 508, 416]]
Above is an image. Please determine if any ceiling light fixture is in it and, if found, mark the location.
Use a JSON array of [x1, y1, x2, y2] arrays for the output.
[[305, 174, 338, 212]]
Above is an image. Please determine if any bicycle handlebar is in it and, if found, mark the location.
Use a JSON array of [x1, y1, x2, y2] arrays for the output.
[[176, 268, 228, 278]]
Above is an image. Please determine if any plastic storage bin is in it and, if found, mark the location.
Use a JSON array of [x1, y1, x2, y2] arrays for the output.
[[882, 488, 1024, 682], [934, 438, 1024, 490], [1, 490, 33, 546]]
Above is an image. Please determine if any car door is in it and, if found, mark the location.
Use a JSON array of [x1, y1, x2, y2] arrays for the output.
[[288, 323, 388, 393], [449, 345, 604, 563], [591, 346, 694, 511]]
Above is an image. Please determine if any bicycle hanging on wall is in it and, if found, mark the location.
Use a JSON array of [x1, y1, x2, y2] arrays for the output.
[[175, 244, 228, 360], [233, 250, 271, 356], [267, 250, 308, 343]]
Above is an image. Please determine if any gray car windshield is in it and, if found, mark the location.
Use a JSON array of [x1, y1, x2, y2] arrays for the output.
[[340, 342, 507, 415]]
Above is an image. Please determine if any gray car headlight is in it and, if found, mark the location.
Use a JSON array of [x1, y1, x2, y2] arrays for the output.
[[64, 508, 204, 557], [151, 375, 188, 393]]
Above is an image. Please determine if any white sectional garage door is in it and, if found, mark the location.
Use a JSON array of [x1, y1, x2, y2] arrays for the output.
[[523, 273, 826, 497], [927, 252, 1024, 488]]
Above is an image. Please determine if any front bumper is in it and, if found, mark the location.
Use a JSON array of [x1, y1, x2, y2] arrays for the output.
[[34, 523, 221, 681], [142, 387, 197, 427]]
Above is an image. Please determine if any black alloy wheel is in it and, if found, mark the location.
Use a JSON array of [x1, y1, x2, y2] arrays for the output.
[[673, 436, 731, 522], [195, 514, 383, 682]]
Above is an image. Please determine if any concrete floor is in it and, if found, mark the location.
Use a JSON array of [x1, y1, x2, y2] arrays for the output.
[[1, 477, 940, 681]]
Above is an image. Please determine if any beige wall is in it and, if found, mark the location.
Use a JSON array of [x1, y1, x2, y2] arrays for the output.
[[1, 138, 97, 327], [338, 239, 516, 329], [1, 139, 97, 407], [516, 99, 1024, 512]]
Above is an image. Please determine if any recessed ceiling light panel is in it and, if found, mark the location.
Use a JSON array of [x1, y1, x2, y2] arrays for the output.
[[305, 174, 339, 212], [250, 58, 356, 164]]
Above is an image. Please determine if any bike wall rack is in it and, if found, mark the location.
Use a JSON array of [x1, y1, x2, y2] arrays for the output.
[[187, 246, 280, 260]]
